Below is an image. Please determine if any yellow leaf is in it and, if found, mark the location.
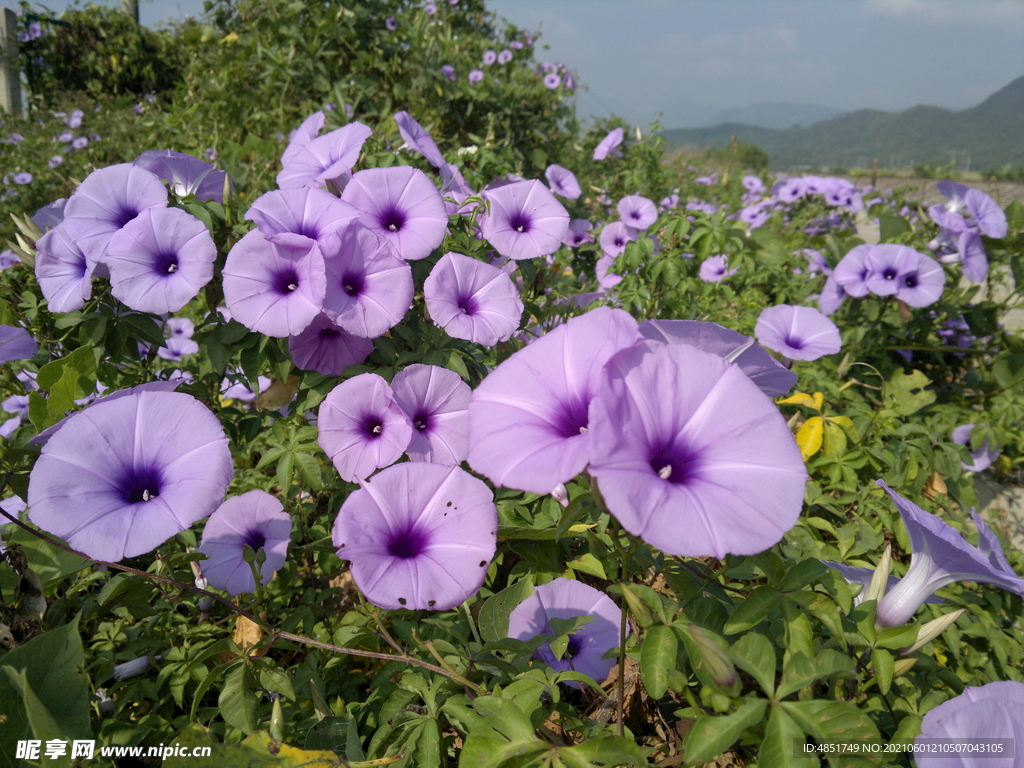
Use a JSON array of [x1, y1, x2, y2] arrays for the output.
[[221, 31, 240, 43], [777, 392, 823, 412], [796, 416, 824, 460], [822, 420, 847, 456]]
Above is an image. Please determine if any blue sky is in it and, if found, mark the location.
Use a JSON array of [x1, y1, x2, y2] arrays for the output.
[[7, 0, 1023, 128]]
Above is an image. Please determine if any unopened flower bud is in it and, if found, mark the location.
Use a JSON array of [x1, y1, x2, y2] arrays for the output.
[[113, 655, 152, 681], [865, 543, 892, 605], [686, 624, 737, 691], [900, 609, 965, 656], [551, 483, 570, 508]]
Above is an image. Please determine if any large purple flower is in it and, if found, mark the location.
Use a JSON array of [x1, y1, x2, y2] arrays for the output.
[[341, 166, 448, 261], [317, 373, 413, 482], [592, 127, 623, 160], [281, 111, 326, 167], [391, 364, 471, 464], [508, 579, 625, 687], [277, 121, 373, 189], [332, 462, 497, 610], [468, 307, 641, 494], [832, 244, 874, 298], [424, 252, 523, 345], [599, 221, 636, 257], [588, 341, 806, 557], [104, 207, 216, 313], [62, 163, 168, 265], [617, 195, 657, 230], [864, 244, 918, 297], [198, 491, 292, 596], [394, 111, 445, 168], [895, 250, 946, 308], [874, 480, 1024, 628], [320, 223, 413, 338], [544, 164, 581, 199], [27, 390, 233, 562], [33, 223, 94, 312], [245, 188, 361, 249], [917, 681, 1024, 766], [755, 304, 841, 361], [133, 149, 230, 202], [481, 180, 569, 262], [222, 230, 326, 337], [288, 312, 374, 376], [0, 326, 37, 363]]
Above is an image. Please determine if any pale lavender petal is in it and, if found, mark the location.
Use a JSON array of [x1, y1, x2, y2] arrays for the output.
[[755, 304, 841, 361], [392, 364, 471, 464], [424, 252, 523, 345], [288, 312, 374, 376], [0, 326, 38, 363], [245, 187, 361, 249], [34, 223, 94, 312], [394, 111, 445, 168], [482, 180, 569, 261]]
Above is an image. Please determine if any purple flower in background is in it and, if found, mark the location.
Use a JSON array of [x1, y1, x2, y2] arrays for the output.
[[246, 187, 360, 249], [595, 254, 622, 291], [497, 49, 513, 64], [599, 221, 637, 257], [222, 230, 326, 337], [545, 164, 581, 199], [318, 373, 413, 482], [425, 3, 437, 14], [739, 202, 770, 230], [0, 326, 38, 363], [742, 175, 765, 194], [288, 312, 373, 376], [699, 255, 738, 283], [617, 194, 657, 230], [62, 163, 168, 266], [34, 224, 94, 312], [468, 307, 641, 494], [895, 251, 945, 307], [424, 252, 523, 345], [441, 64, 456, 81], [28, 391, 233, 562], [133, 149, 231, 202], [394, 111, 446, 168], [482, 179, 569, 261], [332, 462, 497, 610], [68, 110, 84, 129], [341, 166, 448, 261], [873, 480, 1024, 628], [932, 181, 1008, 239], [864, 244, 917, 297], [385, 15, 398, 31], [775, 177, 806, 203], [509, 39, 523, 49], [544, 73, 561, 89], [72, 136, 88, 149], [755, 304, 841, 361], [320, 223, 413, 337], [0, 249, 20, 269], [104, 207, 216, 314], [951, 424, 999, 473], [392, 364, 471, 464], [157, 335, 199, 362], [482, 49, 497, 65], [166, 318, 194, 338], [832, 244, 874, 298], [917, 681, 1024, 765], [638, 319, 797, 398], [198, 490, 291, 596], [564, 219, 594, 247], [508, 579, 625, 687], [277, 121, 373, 190], [818, 276, 847, 315], [694, 174, 717, 186], [593, 127, 623, 160], [588, 341, 806, 558], [469, 69, 484, 84], [48, 155, 63, 168]]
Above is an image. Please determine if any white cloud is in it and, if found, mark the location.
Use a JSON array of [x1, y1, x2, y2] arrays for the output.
[[863, 0, 1024, 26]]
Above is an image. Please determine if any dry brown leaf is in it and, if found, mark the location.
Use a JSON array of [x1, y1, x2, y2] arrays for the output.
[[233, 614, 264, 652], [923, 472, 948, 500], [257, 376, 300, 411]]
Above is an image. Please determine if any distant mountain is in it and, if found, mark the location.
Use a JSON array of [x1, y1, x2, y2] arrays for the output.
[[662, 76, 1024, 170], [708, 102, 841, 130]]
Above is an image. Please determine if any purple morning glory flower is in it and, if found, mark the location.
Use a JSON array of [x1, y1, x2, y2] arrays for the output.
[[543, 72, 561, 89], [0, 249, 21, 269], [755, 304, 841, 361], [544, 164, 581, 200], [593, 127, 623, 160], [818, 276, 847, 315], [468, 307, 641, 494], [482, 49, 497, 65], [874, 480, 1024, 628], [742, 175, 765, 194], [320, 223, 414, 338], [62, 163, 168, 266], [68, 110, 84, 129], [617, 194, 657, 230], [775, 177, 806, 203], [917, 681, 1024, 762], [317, 373, 413, 482], [32, 198, 66, 231], [133, 150, 231, 202], [564, 219, 594, 247], [394, 111, 446, 168], [864, 244, 918, 297], [933, 181, 1008, 239], [28, 390, 233, 562], [599, 220, 637, 257], [222, 230, 327, 337], [0, 326, 38, 363], [288, 312, 374, 376], [385, 15, 398, 31], [588, 341, 806, 558], [165, 317, 194, 338], [441, 64, 456, 81], [832, 244, 874, 298], [13, 172, 33, 185], [508, 579, 625, 687], [424, 252, 523, 345], [391, 364, 471, 464], [468, 69, 484, 84], [957, 230, 989, 283], [277, 121, 373, 190], [821, 560, 942, 608], [341, 166, 448, 261], [157, 335, 199, 362], [282, 111, 326, 167], [895, 250, 945, 307], [638, 319, 797, 398], [332, 462, 497, 610], [245, 187, 360, 250], [198, 490, 292, 596], [104, 207, 216, 314], [951, 424, 999, 472], [48, 155, 63, 169], [481, 179, 569, 261], [72, 136, 88, 149], [699, 255, 738, 283], [497, 49, 513, 64], [34, 223, 94, 312], [595, 254, 622, 291]]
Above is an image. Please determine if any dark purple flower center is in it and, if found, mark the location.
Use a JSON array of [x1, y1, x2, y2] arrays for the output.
[[153, 252, 179, 275], [614, 236, 625, 247], [413, 411, 431, 432], [649, 442, 700, 485], [380, 207, 406, 233], [784, 335, 805, 350], [882, 267, 898, 281], [120, 465, 162, 504], [342, 273, 364, 297], [319, 327, 340, 339], [457, 293, 478, 316], [508, 212, 532, 233], [903, 273, 919, 288], [293, 221, 320, 239], [273, 267, 301, 295], [388, 526, 428, 559], [553, 398, 590, 438], [114, 206, 140, 228], [363, 416, 384, 438], [243, 529, 267, 551]]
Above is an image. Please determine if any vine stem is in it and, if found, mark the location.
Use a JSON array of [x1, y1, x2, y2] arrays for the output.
[[0, 506, 482, 689]]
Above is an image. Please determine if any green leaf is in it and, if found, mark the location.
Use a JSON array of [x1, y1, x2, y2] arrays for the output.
[[730, 632, 776, 697], [875, 623, 918, 650], [882, 369, 935, 416], [780, 699, 881, 744], [784, 592, 847, 649], [1005, 199, 1024, 230], [683, 697, 768, 765], [470, 696, 536, 744], [1, 668, 66, 743], [992, 353, 1024, 388], [640, 625, 677, 699], [478, 577, 534, 642], [871, 648, 894, 695], [760, 705, 817, 768], [219, 663, 258, 734], [304, 716, 363, 761], [776, 650, 857, 699], [559, 735, 648, 766], [164, 726, 340, 768], [724, 585, 780, 634], [878, 213, 910, 243]]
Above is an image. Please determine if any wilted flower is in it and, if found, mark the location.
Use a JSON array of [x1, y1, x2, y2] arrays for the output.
[[424, 252, 523, 345], [755, 304, 841, 361]]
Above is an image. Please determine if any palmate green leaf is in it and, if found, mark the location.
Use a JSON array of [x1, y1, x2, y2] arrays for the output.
[[682, 697, 768, 765], [882, 369, 935, 416], [640, 624, 677, 699], [776, 650, 857, 699], [760, 705, 818, 768], [724, 585, 780, 634], [558, 735, 648, 767], [729, 632, 776, 697], [478, 576, 535, 642], [470, 696, 536, 744]]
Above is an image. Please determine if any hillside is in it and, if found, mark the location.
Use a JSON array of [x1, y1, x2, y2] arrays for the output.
[[662, 76, 1024, 170]]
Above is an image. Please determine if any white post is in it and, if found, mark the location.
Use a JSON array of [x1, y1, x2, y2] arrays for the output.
[[120, 0, 139, 24], [0, 8, 22, 116]]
